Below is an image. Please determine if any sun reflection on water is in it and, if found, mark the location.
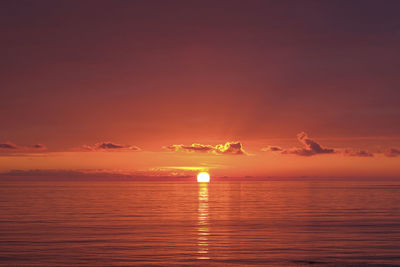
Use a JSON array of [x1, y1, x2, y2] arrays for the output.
[[197, 183, 210, 260]]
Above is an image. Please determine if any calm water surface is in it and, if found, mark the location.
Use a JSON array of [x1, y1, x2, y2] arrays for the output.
[[1, 181, 400, 266]]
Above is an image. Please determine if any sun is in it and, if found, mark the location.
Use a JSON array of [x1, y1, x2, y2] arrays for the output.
[[197, 172, 210, 183]]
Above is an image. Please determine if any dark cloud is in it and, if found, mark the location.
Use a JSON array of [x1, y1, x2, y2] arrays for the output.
[[0, 142, 18, 150], [344, 149, 374, 157], [261, 133, 381, 158], [98, 143, 124, 149], [263, 132, 335, 157], [261, 146, 283, 152], [0, 142, 47, 152], [385, 148, 400, 157], [32, 144, 47, 150], [164, 142, 247, 155], [81, 142, 140, 151], [281, 132, 335, 156]]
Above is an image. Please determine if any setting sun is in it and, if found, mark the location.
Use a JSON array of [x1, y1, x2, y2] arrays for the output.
[[197, 172, 210, 183]]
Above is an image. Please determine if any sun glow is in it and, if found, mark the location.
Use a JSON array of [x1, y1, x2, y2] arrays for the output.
[[197, 172, 210, 183]]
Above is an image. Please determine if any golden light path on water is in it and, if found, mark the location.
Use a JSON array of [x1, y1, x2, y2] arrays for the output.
[[197, 183, 210, 260]]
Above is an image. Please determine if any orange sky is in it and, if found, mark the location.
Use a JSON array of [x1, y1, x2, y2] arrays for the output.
[[1, 1, 400, 179], [1, 133, 400, 178]]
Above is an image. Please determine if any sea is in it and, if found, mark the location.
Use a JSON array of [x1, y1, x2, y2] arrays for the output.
[[1, 180, 400, 266]]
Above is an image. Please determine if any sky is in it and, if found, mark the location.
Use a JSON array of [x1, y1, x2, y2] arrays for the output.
[[1, 0, 400, 179]]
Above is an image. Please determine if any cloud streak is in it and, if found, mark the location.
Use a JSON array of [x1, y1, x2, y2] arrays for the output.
[[261, 146, 283, 152], [0, 142, 47, 152], [164, 141, 247, 155], [81, 142, 141, 152], [385, 148, 400, 157], [0, 169, 192, 181], [343, 149, 374, 157]]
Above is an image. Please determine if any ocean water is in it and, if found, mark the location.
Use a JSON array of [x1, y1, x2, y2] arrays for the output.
[[1, 181, 400, 266]]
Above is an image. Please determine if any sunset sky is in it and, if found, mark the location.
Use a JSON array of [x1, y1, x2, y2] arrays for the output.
[[1, 1, 400, 179]]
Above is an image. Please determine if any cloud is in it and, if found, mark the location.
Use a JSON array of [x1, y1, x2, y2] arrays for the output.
[[385, 148, 400, 157], [165, 143, 214, 153], [215, 142, 246, 155], [262, 133, 381, 158], [281, 132, 335, 156], [0, 169, 192, 181], [164, 141, 247, 155], [261, 146, 283, 152], [262, 132, 335, 157], [343, 149, 374, 157], [0, 142, 47, 152], [0, 142, 19, 150], [32, 144, 47, 150], [81, 142, 141, 152]]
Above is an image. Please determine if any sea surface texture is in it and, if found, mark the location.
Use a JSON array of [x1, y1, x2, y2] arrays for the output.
[[1, 181, 400, 266]]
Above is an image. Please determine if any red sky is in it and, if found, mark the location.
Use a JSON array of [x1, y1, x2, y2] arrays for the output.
[[1, 1, 400, 179]]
